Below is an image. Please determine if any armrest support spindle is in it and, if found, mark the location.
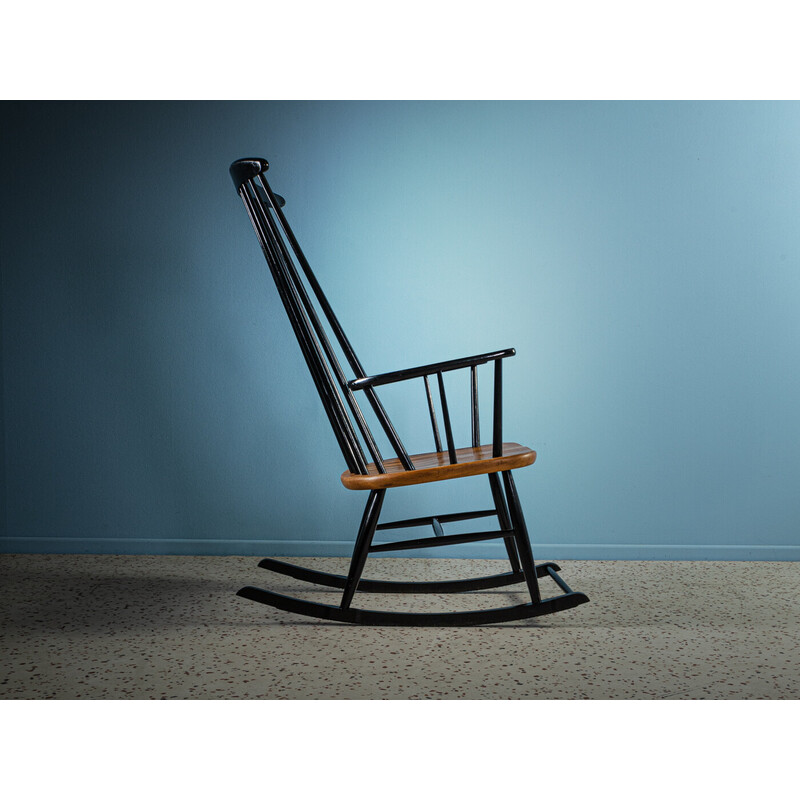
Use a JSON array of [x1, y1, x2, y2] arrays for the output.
[[437, 371, 458, 464], [493, 359, 503, 458], [471, 365, 480, 448], [424, 375, 443, 453]]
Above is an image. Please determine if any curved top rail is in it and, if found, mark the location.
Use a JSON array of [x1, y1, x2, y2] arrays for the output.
[[230, 157, 269, 189]]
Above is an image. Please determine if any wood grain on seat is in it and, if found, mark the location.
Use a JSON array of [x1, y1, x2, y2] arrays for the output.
[[341, 442, 536, 490]]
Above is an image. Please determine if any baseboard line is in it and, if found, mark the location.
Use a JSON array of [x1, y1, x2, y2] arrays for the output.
[[1, 537, 798, 561]]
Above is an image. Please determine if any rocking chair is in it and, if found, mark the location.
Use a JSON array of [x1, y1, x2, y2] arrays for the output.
[[230, 157, 589, 626]]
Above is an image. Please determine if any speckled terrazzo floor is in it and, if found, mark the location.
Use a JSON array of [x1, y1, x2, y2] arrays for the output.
[[1, 554, 798, 699]]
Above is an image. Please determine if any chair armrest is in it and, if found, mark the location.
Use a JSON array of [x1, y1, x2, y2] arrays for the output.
[[348, 348, 516, 390]]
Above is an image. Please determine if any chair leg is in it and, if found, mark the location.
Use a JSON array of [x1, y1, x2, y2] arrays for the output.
[[340, 489, 386, 610], [237, 470, 590, 625], [488, 472, 522, 573], [501, 471, 542, 604]]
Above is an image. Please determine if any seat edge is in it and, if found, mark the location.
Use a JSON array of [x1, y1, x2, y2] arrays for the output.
[[340, 443, 536, 490]]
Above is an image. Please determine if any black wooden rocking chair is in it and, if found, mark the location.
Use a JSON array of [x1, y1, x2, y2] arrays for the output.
[[230, 157, 589, 626]]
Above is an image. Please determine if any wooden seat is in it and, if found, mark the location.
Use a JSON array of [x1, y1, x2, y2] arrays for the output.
[[229, 156, 588, 626], [342, 442, 536, 490]]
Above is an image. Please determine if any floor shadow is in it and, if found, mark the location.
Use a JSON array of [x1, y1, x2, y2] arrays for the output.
[[0, 565, 239, 635]]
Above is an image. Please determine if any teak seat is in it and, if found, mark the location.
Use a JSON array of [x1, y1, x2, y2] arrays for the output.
[[340, 442, 536, 490], [230, 157, 588, 626]]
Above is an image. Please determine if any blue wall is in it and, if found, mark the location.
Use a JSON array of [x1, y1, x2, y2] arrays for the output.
[[1, 100, 799, 559]]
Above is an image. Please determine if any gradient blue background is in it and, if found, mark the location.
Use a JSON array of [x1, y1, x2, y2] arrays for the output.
[[1, 100, 799, 559]]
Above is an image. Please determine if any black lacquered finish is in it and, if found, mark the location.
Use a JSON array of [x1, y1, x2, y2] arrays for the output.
[[348, 349, 515, 390], [236, 585, 589, 627], [229, 157, 589, 626], [423, 375, 443, 453], [369, 528, 511, 554], [257, 557, 562, 593], [489, 471, 522, 573], [376, 509, 497, 530]]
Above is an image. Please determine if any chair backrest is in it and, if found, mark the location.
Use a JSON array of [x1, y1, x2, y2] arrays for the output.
[[230, 158, 411, 476]]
